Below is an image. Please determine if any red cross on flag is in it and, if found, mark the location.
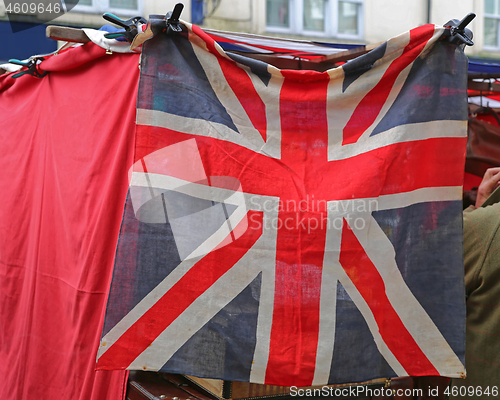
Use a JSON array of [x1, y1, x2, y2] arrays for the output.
[[97, 21, 467, 386]]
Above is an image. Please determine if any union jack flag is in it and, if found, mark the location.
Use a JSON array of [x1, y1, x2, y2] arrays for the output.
[[97, 21, 467, 386]]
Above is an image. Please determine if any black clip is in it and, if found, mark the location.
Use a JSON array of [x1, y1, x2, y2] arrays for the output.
[[443, 13, 476, 47], [9, 57, 49, 79], [165, 3, 184, 35], [102, 13, 147, 42]]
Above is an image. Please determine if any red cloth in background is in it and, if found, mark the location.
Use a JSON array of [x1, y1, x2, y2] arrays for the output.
[[464, 172, 482, 191], [0, 43, 139, 400]]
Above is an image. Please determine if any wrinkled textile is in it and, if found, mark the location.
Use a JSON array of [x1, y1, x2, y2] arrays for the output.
[[98, 22, 468, 386], [0, 43, 139, 400]]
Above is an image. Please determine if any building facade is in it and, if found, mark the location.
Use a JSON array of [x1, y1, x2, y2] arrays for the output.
[[199, 0, 497, 58], [1, 0, 499, 60]]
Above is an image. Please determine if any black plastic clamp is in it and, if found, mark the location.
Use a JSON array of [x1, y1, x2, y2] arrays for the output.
[[443, 13, 476, 46], [165, 3, 184, 35], [102, 13, 147, 42], [9, 57, 49, 79]]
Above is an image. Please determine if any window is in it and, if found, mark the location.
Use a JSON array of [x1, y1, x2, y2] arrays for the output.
[[266, 0, 363, 39], [485, 0, 500, 48], [73, 0, 142, 16]]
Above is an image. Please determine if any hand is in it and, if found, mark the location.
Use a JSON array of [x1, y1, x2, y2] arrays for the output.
[[476, 167, 500, 207]]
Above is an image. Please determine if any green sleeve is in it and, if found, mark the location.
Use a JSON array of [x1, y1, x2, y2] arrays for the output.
[[463, 203, 500, 297]]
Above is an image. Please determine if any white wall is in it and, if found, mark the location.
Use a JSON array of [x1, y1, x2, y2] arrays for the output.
[[144, 0, 191, 23], [363, 0, 482, 56], [430, 0, 475, 27], [364, 0, 427, 44], [201, 0, 261, 33]]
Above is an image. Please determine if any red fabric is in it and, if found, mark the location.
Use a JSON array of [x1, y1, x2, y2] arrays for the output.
[[464, 171, 482, 191], [468, 86, 500, 98], [0, 43, 139, 400], [40, 43, 108, 72], [475, 111, 500, 127]]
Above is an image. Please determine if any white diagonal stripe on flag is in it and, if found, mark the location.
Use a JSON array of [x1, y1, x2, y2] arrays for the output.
[[249, 205, 279, 384], [351, 213, 464, 376], [324, 218, 408, 376], [312, 229, 341, 385], [329, 120, 467, 161], [128, 236, 267, 371]]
